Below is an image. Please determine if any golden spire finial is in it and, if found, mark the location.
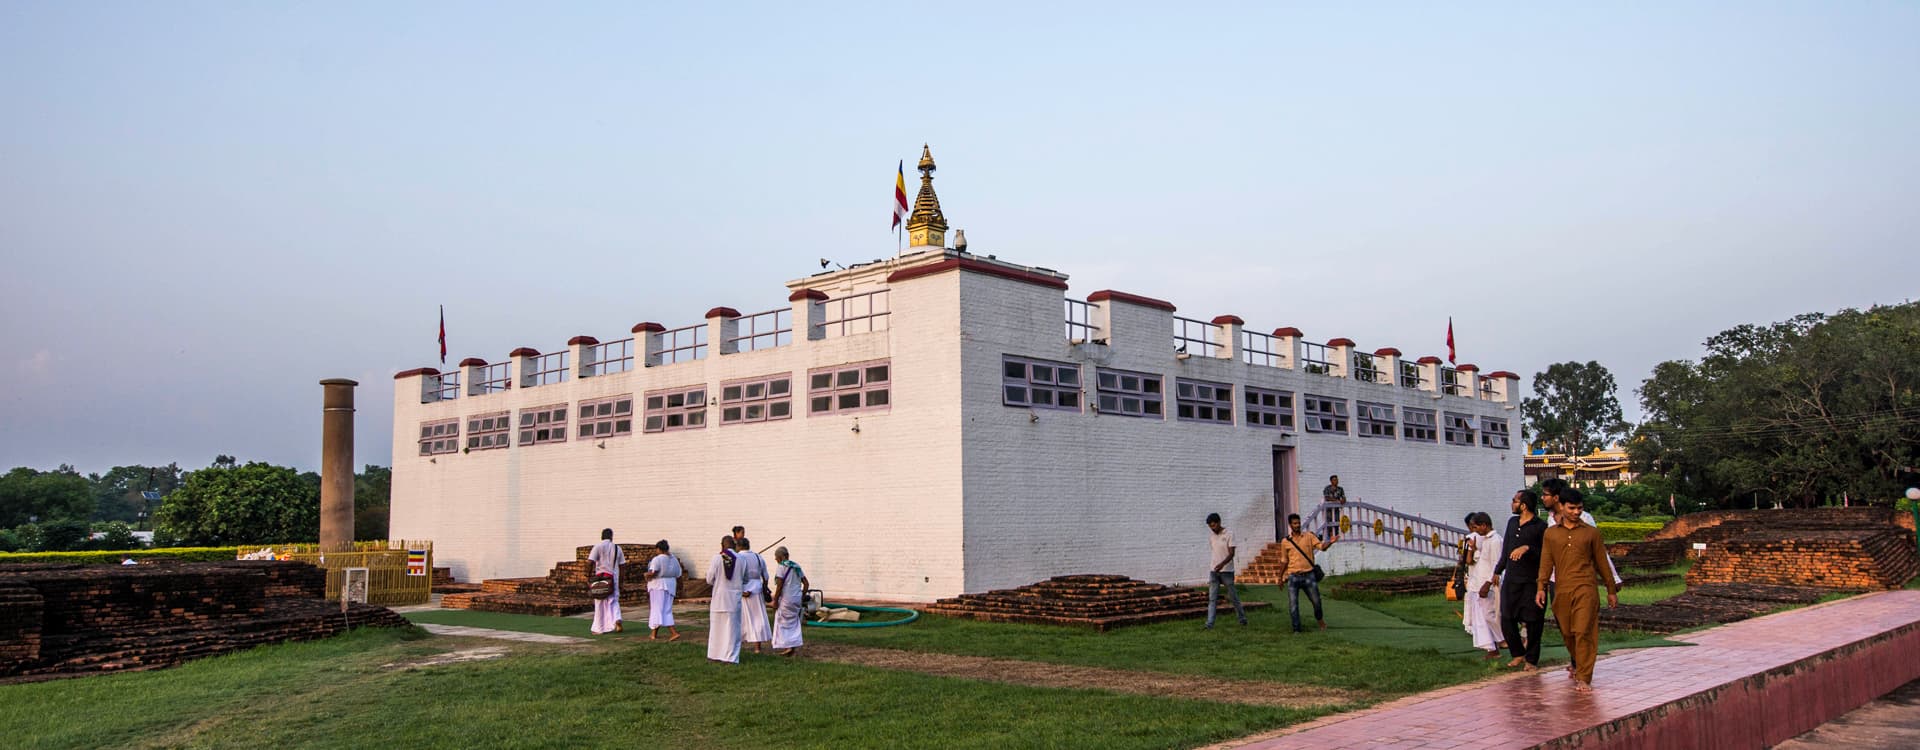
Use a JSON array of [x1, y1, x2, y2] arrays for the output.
[[907, 144, 948, 248]]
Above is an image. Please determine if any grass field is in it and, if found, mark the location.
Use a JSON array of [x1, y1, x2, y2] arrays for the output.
[[0, 566, 1701, 750]]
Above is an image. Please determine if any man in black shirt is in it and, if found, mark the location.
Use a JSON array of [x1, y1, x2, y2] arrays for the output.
[[1491, 489, 1548, 670]]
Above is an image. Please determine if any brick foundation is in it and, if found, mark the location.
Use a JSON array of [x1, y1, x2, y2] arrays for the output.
[[0, 561, 407, 682], [923, 574, 1270, 631]]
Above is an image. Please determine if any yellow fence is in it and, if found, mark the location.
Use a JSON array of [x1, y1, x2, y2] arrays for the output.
[[237, 540, 433, 606]]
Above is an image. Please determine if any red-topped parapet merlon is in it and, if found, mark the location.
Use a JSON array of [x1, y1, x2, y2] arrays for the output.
[[1371, 348, 1404, 386], [1086, 290, 1177, 354]]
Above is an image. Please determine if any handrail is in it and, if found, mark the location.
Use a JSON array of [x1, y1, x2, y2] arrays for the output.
[[1064, 299, 1096, 342], [1304, 500, 1470, 562], [729, 308, 792, 351], [1300, 342, 1335, 375], [1242, 330, 1286, 368], [659, 324, 707, 364], [816, 289, 890, 338], [1172, 316, 1221, 357], [585, 338, 634, 376]]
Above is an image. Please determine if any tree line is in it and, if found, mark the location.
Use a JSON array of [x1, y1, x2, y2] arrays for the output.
[[0, 458, 391, 552], [1523, 301, 1919, 509]]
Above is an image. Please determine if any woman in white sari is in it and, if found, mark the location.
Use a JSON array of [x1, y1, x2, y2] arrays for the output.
[[770, 547, 809, 656], [1463, 512, 1506, 657]]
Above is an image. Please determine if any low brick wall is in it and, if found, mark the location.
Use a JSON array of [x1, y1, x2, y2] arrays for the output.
[[1688, 529, 1920, 590], [1649, 508, 1914, 542]]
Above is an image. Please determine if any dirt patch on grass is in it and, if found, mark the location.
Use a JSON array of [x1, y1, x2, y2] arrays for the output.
[[804, 642, 1366, 708], [381, 645, 511, 670]]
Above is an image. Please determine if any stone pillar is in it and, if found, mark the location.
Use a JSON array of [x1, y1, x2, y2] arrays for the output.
[[707, 307, 742, 355], [632, 323, 665, 366], [319, 378, 357, 552], [1374, 348, 1403, 388], [569, 336, 599, 377], [1272, 327, 1303, 370], [1416, 356, 1442, 394], [1327, 338, 1356, 379], [1210, 315, 1243, 361], [789, 290, 828, 341]]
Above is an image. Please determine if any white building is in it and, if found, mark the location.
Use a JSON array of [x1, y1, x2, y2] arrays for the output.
[[390, 149, 1525, 602]]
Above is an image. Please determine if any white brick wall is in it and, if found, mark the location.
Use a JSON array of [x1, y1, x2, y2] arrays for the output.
[[393, 250, 1522, 602]]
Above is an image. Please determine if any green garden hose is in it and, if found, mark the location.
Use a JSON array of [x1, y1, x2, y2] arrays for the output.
[[804, 602, 920, 628]]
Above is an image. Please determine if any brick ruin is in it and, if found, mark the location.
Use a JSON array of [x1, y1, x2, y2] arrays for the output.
[[922, 574, 1270, 631], [0, 560, 408, 683], [440, 543, 711, 617], [1687, 529, 1919, 590], [1599, 583, 1829, 634]]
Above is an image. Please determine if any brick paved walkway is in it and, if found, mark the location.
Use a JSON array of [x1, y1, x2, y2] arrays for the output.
[[1224, 590, 1920, 749]]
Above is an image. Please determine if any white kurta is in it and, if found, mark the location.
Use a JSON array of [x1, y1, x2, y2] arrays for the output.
[[588, 540, 626, 635], [737, 550, 772, 643], [646, 552, 682, 629], [771, 562, 806, 650], [705, 552, 742, 663], [1463, 530, 1504, 651]]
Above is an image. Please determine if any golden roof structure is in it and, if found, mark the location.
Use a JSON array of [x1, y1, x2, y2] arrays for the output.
[[906, 144, 948, 248]]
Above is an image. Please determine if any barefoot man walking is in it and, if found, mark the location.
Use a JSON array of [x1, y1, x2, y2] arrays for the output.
[[1535, 490, 1619, 691]]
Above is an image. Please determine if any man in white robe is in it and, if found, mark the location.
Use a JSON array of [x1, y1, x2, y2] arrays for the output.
[[735, 537, 772, 654], [587, 528, 625, 635], [1462, 513, 1505, 655], [705, 536, 743, 663], [770, 546, 808, 655], [645, 539, 683, 641]]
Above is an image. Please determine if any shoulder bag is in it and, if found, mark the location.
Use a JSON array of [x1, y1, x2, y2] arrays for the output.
[[1285, 536, 1326, 583]]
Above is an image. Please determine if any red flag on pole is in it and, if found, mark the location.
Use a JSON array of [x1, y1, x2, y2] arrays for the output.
[[1446, 317, 1456, 365], [438, 305, 447, 365]]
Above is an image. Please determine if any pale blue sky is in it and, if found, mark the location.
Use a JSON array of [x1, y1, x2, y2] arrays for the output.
[[3, 2, 1916, 473]]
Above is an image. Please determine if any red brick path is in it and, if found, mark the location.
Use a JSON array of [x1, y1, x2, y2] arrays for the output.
[[1230, 590, 1920, 749]]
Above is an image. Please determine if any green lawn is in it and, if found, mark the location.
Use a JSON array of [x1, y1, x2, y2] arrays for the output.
[[0, 627, 1318, 750]]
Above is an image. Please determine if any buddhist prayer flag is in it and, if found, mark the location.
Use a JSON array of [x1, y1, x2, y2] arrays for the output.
[[438, 305, 447, 365], [1446, 317, 1456, 365], [407, 549, 428, 577], [893, 160, 909, 231]]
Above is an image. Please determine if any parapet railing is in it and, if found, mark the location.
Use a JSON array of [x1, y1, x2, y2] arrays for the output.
[[1241, 330, 1287, 368], [1440, 367, 1469, 397], [1172, 316, 1222, 357], [817, 289, 890, 338], [1307, 500, 1469, 562], [472, 363, 511, 395], [1064, 298, 1097, 343], [730, 308, 792, 352], [659, 324, 707, 365], [425, 371, 461, 402], [1300, 342, 1335, 375], [525, 352, 570, 387], [1352, 353, 1383, 384], [584, 338, 634, 377], [1398, 363, 1425, 390]]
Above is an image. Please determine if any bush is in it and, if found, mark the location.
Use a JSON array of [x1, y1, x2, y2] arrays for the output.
[[36, 519, 92, 552], [0, 528, 18, 552], [94, 521, 140, 550], [0, 546, 243, 566]]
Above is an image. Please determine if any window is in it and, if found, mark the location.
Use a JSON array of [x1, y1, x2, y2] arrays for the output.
[[1003, 357, 1082, 412], [465, 411, 510, 451], [644, 386, 707, 432], [1303, 395, 1349, 433], [418, 419, 458, 456], [578, 396, 635, 439], [518, 404, 569, 445], [1175, 378, 1232, 424], [721, 374, 793, 424], [1244, 387, 1294, 430], [1403, 408, 1438, 442], [808, 361, 890, 415], [1481, 417, 1511, 449], [1094, 368, 1163, 418], [1356, 401, 1396, 439], [1444, 411, 1476, 446]]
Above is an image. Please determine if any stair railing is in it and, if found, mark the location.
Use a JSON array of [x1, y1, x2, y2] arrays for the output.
[[1304, 500, 1472, 562]]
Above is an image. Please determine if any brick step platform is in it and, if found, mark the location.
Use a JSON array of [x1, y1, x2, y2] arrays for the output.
[[0, 561, 407, 682], [1688, 528, 1919, 591], [923, 574, 1270, 631], [1599, 583, 1828, 634], [1237, 591, 1920, 749], [449, 543, 710, 617]]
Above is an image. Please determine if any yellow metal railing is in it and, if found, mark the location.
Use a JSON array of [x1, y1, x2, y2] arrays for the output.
[[237, 540, 433, 605]]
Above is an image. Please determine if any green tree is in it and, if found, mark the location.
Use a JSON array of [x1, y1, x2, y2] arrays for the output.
[[1631, 303, 1920, 507], [354, 465, 392, 541], [37, 519, 91, 551], [94, 521, 140, 549], [0, 466, 96, 528], [87, 463, 184, 524], [1521, 361, 1628, 456], [154, 461, 320, 546]]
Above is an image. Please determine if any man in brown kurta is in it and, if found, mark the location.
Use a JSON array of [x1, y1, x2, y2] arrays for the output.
[[1534, 490, 1619, 690]]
